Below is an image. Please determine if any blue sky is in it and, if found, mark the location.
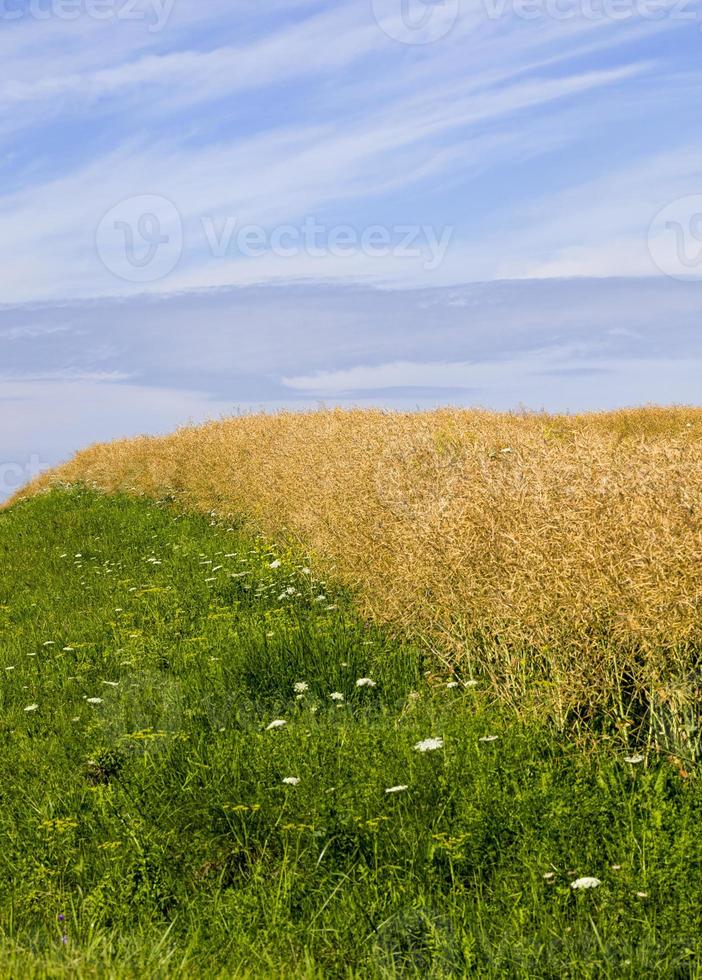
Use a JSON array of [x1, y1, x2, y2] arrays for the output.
[[1, 0, 702, 496]]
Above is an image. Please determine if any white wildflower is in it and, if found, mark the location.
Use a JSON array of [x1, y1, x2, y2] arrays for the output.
[[414, 737, 444, 753], [464, 679, 479, 687], [624, 754, 644, 764], [543, 872, 556, 880], [294, 681, 309, 694], [330, 692, 345, 702], [87, 697, 104, 705], [266, 719, 287, 731], [446, 681, 460, 689], [269, 559, 282, 569], [282, 777, 300, 786], [103, 681, 119, 687], [570, 876, 601, 890], [385, 785, 408, 794], [479, 735, 499, 743], [24, 704, 39, 713], [356, 678, 376, 688]]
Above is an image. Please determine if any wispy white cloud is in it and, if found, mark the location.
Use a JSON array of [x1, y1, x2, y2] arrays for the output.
[[2, 0, 695, 300], [2, 0, 701, 488], [0, 51, 659, 301], [1, 277, 700, 499]]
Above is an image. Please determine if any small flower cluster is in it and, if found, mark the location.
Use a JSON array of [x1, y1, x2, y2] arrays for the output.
[[414, 737, 444, 753]]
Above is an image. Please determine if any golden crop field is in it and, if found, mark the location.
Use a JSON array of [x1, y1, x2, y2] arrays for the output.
[[13, 406, 702, 728]]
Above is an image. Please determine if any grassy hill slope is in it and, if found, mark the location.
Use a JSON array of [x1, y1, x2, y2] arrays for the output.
[[1, 489, 700, 977], [14, 407, 702, 731]]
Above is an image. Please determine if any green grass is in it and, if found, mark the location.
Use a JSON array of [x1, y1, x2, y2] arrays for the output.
[[0, 489, 700, 978]]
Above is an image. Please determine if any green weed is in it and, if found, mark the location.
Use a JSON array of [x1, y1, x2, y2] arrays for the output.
[[0, 489, 699, 978]]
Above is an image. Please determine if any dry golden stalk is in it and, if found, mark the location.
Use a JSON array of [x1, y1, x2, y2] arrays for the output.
[[11, 406, 702, 723]]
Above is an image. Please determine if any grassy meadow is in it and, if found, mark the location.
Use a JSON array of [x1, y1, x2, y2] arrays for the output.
[[1, 487, 701, 977], [15, 406, 702, 740]]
